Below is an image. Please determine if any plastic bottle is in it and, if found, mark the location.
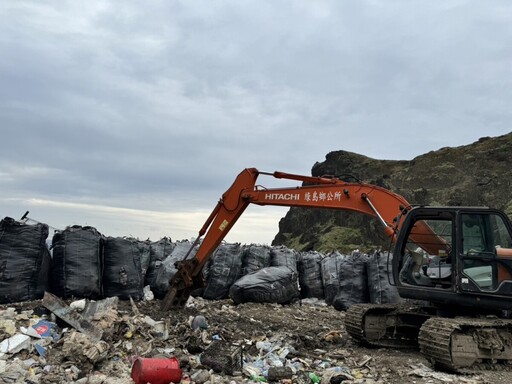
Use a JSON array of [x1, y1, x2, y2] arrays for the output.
[[308, 372, 320, 383]]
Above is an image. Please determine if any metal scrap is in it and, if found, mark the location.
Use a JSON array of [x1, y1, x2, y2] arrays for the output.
[[42, 292, 103, 342]]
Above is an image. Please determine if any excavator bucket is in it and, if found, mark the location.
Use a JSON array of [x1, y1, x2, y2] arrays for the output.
[[161, 259, 204, 310]]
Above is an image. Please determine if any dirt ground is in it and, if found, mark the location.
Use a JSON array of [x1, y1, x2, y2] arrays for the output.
[[2, 296, 512, 383]]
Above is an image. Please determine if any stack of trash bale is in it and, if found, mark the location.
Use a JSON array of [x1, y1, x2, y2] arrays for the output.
[[0, 216, 402, 309], [0, 218, 155, 304]]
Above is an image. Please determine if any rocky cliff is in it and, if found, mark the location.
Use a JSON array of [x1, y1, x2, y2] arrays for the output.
[[272, 132, 512, 253]]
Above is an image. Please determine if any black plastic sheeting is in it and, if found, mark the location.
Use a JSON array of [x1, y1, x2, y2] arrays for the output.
[[202, 243, 244, 300], [152, 240, 196, 299], [241, 244, 271, 275], [229, 266, 300, 305], [270, 245, 298, 273], [51, 225, 103, 299], [366, 251, 402, 304], [145, 237, 175, 288], [0, 217, 51, 304], [332, 252, 370, 311], [297, 251, 324, 299], [103, 237, 145, 301]]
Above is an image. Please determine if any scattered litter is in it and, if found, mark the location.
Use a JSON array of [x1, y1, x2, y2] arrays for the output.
[[200, 340, 242, 375], [408, 363, 456, 382], [143, 285, 155, 301], [191, 315, 208, 330], [0, 297, 494, 384], [21, 319, 59, 340], [0, 334, 31, 354], [70, 299, 87, 312], [0, 319, 16, 336], [42, 292, 103, 341]]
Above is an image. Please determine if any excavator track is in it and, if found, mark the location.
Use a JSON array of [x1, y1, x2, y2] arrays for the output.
[[419, 317, 512, 372], [344, 303, 376, 344], [345, 303, 433, 348]]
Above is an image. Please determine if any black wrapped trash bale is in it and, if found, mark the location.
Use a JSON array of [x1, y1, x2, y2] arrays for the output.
[[332, 252, 370, 311], [241, 244, 271, 275], [103, 237, 145, 300], [229, 266, 299, 305], [51, 225, 103, 299], [138, 239, 151, 283], [270, 245, 298, 273], [366, 251, 402, 304], [203, 243, 244, 300], [0, 217, 51, 304], [145, 237, 175, 288], [297, 251, 325, 299], [320, 251, 346, 306]]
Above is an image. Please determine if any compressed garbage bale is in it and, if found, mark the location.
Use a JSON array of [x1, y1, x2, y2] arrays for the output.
[[297, 251, 325, 299], [138, 239, 151, 282], [366, 251, 402, 304], [103, 237, 144, 300], [332, 252, 370, 310], [270, 245, 298, 273], [152, 240, 196, 299], [190, 245, 215, 298], [145, 237, 175, 287], [229, 266, 299, 304], [203, 243, 244, 300], [320, 251, 346, 305], [51, 225, 103, 299], [241, 244, 271, 275], [0, 217, 51, 304]]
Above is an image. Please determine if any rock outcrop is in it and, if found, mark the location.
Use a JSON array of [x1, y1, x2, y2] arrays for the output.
[[273, 133, 512, 253]]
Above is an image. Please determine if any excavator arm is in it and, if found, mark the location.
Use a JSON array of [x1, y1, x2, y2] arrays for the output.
[[162, 168, 444, 310]]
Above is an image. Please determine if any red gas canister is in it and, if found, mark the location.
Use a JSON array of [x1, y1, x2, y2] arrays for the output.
[[131, 357, 182, 384]]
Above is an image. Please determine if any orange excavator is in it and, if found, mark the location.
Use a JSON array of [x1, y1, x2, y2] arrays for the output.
[[163, 168, 512, 371]]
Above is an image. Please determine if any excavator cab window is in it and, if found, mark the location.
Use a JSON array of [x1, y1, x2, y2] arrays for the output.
[[399, 217, 454, 289], [460, 213, 512, 292]]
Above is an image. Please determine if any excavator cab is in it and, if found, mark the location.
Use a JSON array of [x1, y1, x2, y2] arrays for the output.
[[393, 206, 512, 311]]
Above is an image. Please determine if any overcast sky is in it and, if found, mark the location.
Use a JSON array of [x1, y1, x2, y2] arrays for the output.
[[1, 1, 511, 245]]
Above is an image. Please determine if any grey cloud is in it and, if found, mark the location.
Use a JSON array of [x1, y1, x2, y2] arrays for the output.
[[1, 1, 511, 242]]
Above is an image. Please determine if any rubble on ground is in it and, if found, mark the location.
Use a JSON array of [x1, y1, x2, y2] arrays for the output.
[[0, 295, 507, 384], [2, 218, 512, 383]]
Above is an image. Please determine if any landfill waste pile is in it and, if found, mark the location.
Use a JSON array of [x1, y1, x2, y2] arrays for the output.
[[2, 218, 512, 383], [2, 295, 508, 384]]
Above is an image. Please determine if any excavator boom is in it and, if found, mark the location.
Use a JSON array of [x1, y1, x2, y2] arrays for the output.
[[162, 168, 444, 309]]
